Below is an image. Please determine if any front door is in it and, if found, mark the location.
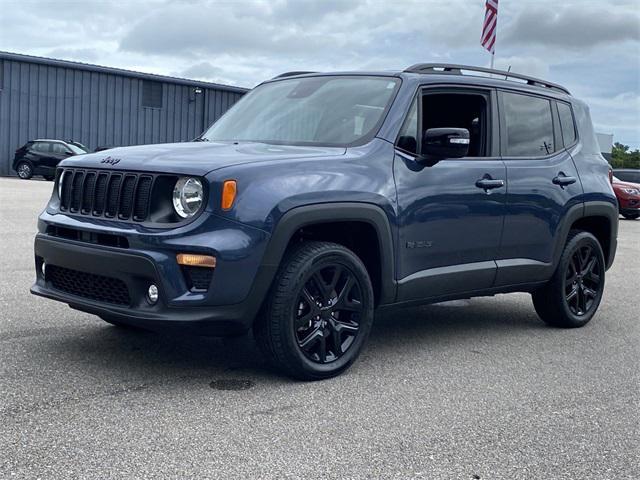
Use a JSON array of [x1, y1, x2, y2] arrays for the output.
[[394, 87, 506, 302]]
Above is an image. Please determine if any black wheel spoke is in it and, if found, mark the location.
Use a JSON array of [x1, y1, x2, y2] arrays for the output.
[[294, 262, 363, 364], [295, 309, 315, 329], [566, 286, 578, 303], [583, 286, 597, 299], [317, 334, 327, 363], [299, 327, 323, 351], [329, 323, 342, 356], [333, 319, 359, 334], [564, 242, 603, 317], [586, 271, 600, 283]]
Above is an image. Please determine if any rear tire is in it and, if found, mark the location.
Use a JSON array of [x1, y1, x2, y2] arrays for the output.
[[16, 162, 33, 179], [532, 230, 605, 328], [255, 241, 375, 380]]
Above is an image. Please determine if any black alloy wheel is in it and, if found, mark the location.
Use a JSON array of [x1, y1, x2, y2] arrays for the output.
[[255, 241, 374, 380], [532, 230, 605, 328], [563, 244, 603, 316], [294, 263, 363, 364]]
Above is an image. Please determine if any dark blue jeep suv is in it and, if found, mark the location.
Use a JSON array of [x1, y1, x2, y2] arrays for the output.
[[31, 64, 618, 380]]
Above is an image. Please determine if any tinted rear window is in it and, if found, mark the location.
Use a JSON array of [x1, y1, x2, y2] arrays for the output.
[[502, 92, 555, 156], [615, 170, 640, 183], [557, 102, 577, 147]]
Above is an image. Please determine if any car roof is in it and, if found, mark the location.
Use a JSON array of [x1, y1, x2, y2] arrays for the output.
[[33, 139, 68, 143], [266, 65, 572, 101]]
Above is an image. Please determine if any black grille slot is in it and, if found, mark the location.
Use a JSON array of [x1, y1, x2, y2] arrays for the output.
[[58, 168, 162, 223], [134, 176, 153, 220], [105, 174, 122, 217], [70, 171, 84, 212], [48, 265, 131, 306], [183, 266, 213, 292], [118, 175, 137, 219], [93, 173, 109, 215], [60, 171, 74, 210], [81, 172, 96, 214]]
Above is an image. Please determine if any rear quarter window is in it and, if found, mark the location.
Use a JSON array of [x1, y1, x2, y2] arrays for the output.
[[557, 102, 577, 147]]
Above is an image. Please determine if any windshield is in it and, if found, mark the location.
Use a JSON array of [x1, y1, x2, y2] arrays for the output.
[[67, 144, 86, 155], [202, 76, 400, 147]]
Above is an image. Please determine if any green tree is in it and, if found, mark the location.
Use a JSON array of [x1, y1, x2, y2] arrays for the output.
[[610, 142, 640, 169]]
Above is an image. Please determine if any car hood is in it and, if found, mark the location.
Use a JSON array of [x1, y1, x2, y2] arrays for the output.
[[58, 141, 346, 176], [613, 180, 640, 190]]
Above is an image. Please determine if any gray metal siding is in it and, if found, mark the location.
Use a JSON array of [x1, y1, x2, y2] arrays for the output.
[[0, 58, 245, 176]]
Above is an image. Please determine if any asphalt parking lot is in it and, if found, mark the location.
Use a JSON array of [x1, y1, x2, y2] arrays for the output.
[[0, 177, 638, 479]]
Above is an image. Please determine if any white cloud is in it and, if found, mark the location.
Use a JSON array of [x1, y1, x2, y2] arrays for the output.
[[0, 0, 638, 145]]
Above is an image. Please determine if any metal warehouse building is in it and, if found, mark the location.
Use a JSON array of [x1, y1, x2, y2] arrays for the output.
[[0, 51, 247, 176]]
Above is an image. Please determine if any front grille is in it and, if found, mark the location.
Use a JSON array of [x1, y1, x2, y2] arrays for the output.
[[48, 265, 131, 306], [59, 168, 154, 222]]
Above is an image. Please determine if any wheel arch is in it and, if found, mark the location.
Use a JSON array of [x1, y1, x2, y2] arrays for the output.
[[261, 203, 397, 305], [554, 201, 618, 270]]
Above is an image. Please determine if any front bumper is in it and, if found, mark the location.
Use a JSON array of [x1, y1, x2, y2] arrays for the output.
[[31, 212, 274, 335]]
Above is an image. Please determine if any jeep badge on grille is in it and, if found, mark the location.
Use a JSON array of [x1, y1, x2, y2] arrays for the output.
[[101, 156, 121, 166]]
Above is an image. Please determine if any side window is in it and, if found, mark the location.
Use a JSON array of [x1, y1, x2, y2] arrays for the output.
[[422, 91, 488, 157], [502, 92, 555, 156], [396, 90, 490, 157], [397, 99, 418, 154], [557, 102, 577, 147], [51, 143, 68, 154], [32, 142, 51, 153]]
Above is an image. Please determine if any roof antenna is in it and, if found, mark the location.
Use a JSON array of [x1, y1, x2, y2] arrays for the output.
[[504, 65, 511, 80]]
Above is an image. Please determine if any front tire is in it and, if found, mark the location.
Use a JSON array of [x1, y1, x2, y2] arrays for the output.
[[255, 241, 375, 380], [622, 213, 639, 220], [16, 162, 33, 179], [532, 231, 605, 328]]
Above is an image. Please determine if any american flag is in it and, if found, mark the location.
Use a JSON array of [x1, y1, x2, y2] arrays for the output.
[[481, 0, 499, 54]]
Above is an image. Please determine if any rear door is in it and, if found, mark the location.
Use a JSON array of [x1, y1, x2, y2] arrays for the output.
[[495, 90, 583, 286]]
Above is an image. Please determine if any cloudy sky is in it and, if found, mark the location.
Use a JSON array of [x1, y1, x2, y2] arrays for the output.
[[1, 0, 639, 147]]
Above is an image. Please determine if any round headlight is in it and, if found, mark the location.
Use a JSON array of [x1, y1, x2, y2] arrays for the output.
[[173, 177, 203, 218]]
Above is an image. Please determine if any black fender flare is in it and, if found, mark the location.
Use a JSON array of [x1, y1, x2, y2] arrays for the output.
[[260, 202, 397, 305], [551, 201, 618, 271]]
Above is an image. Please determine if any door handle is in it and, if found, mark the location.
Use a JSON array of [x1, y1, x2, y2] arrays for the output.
[[475, 176, 505, 191], [552, 172, 577, 188]]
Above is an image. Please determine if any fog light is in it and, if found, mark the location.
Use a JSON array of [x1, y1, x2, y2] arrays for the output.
[[147, 284, 159, 304]]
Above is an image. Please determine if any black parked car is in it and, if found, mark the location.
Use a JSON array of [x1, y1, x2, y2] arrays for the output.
[[13, 139, 86, 180], [66, 141, 90, 153]]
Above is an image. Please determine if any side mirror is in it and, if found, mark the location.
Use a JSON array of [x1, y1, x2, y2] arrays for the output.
[[418, 128, 470, 165]]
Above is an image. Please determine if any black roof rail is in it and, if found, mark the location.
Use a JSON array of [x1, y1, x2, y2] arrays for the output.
[[404, 63, 571, 95], [272, 71, 317, 79]]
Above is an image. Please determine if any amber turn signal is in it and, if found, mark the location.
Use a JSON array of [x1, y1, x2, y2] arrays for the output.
[[221, 180, 237, 210], [176, 253, 217, 268]]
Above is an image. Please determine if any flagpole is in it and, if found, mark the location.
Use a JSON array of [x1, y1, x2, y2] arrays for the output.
[[490, 52, 495, 70]]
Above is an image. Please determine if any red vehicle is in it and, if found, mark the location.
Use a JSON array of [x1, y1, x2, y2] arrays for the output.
[[612, 175, 640, 220]]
